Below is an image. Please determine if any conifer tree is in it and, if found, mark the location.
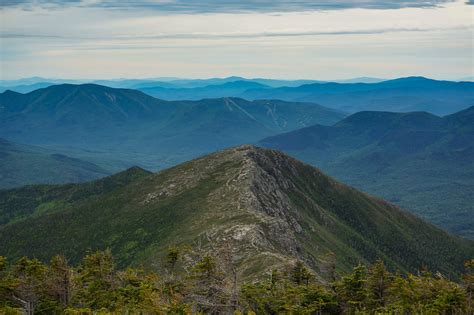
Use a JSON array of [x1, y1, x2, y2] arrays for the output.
[[73, 250, 116, 309], [10, 257, 47, 314], [335, 264, 367, 312], [46, 255, 72, 306], [365, 259, 393, 310], [291, 261, 313, 286]]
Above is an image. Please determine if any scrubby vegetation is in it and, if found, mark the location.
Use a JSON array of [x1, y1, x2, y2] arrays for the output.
[[1, 248, 472, 314]]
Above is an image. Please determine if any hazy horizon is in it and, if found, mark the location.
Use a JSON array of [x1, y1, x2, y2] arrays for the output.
[[1, 75, 473, 83]]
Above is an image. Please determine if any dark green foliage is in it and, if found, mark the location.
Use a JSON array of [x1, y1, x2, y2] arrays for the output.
[[0, 166, 151, 227], [166, 246, 180, 270], [241, 278, 338, 314], [9, 257, 48, 314], [386, 270, 468, 313], [290, 261, 314, 286], [2, 251, 471, 314], [46, 255, 72, 307], [192, 256, 218, 280], [364, 260, 393, 309], [335, 264, 368, 311], [73, 250, 116, 309]]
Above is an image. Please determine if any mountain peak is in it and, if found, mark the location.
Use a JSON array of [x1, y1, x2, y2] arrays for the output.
[[225, 76, 246, 80], [230, 144, 258, 152], [1, 145, 472, 277], [0, 82, 175, 127], [392, 76, 430, 81], [36, 82, 120, 93], [24, 82, 153, 97], [114, 165, 152, 177], [1, 89, 23, 96], [205, 144, 309, 172], [78, 165, 152, 190]]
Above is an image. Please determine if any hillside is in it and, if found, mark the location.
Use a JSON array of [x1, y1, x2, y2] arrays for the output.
[[0, 138, 109, 189], [0, 84, 344, 169], [241, 77, 474, 115], [0, 146, 472, 279], [259, 107, 474, 239]]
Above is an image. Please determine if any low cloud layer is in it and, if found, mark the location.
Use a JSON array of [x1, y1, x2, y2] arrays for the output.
[[1, 27, 439, 41], [1, 0, 458, 12]]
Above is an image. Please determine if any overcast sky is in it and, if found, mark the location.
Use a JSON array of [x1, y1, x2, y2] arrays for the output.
[[0, 0, 473, 80]]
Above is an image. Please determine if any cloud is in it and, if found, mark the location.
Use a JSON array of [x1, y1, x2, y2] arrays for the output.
[[4, 20, 473, 45], [0, 33, 66, 39], [1, 0, 458, 12], [1, 0, 81, 8], [0, 27, 445, 42]]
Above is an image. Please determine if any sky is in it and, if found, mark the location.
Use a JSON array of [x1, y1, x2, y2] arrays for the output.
[[0, 0, 473, 80]]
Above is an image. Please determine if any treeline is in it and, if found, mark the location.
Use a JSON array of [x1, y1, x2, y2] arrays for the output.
[[0, 248, 472, 314]]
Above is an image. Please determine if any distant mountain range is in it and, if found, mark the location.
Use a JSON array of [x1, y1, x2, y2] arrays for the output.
[[0, 75, 331, 90], [1, 146, 471, 278], [3, 76, 471, 115], [241, 77, 474, 115], [138, 80, 272, 100], [0, 83, 345, 171], [259, 106, 474, 239], [0, 138, 109, 189], [0, 76, 323, 92]]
